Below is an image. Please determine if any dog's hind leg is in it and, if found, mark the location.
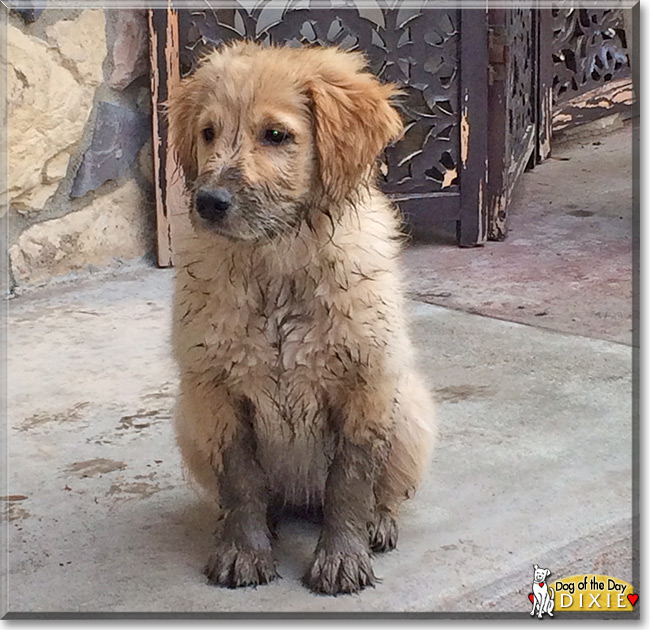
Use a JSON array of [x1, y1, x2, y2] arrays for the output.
[[370, 372, 435, 552]]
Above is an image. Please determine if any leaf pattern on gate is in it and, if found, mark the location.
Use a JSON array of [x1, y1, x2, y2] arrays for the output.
[[551, 7, 629, 104]]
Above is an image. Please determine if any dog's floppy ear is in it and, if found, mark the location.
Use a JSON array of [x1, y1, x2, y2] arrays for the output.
[[308, 51, 404, 202], [166, 75, 202, 185], [545, 569, 551, 579]]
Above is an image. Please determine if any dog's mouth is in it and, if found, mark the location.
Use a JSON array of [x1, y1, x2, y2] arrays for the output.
[[190, 207, 250, 241], [190, 191, 307, 242], [189, 204, 292, 243]]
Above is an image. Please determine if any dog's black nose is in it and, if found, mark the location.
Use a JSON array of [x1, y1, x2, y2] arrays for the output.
[[195, 188, 232, 222]]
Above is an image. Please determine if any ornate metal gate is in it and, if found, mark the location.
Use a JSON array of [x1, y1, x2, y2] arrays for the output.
[[484, 6, 631, 241], [548, 7, 631, 133], [148, 4, 633, 265]]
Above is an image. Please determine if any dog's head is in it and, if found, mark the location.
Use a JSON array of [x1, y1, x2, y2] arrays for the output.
[[166, 41, 403, 241], [533, 565, 551, 583]]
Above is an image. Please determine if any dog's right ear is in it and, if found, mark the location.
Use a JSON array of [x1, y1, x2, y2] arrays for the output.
[[166, 76, 201, 185], [533, 564, 539, 570], [307, 49, 404, 203]]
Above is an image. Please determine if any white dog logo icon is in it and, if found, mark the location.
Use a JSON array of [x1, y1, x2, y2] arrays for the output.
[[530, 564, 554, 618]]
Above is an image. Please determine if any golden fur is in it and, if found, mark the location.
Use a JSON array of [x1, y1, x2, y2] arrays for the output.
[[167, 41, 435, 592]]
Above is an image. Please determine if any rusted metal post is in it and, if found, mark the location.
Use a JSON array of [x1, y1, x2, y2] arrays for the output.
[[457, 8, 489, 247]]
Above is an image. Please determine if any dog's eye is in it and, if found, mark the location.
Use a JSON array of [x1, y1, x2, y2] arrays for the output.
[[262, 129, 291, 146], [202, 126, 215, 143]]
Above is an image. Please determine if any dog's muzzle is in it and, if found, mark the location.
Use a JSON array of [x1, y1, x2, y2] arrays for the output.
[[194, 187, 232, 223]]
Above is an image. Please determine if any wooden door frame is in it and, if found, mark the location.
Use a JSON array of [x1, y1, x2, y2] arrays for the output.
[[149, 6, 183, 268]]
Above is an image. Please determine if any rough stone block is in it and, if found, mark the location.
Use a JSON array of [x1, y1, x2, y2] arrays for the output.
[[8, 0, 45, 23], [45, 10, 106, 88], [107, 10, 150, 91], [137, 139, 154, 187], [71, 102, 149, 199], [10, 180, 153, 286], [5, 24, 97, 211]]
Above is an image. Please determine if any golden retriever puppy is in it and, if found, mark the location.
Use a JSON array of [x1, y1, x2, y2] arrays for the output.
[[167, 41, 435, 595]]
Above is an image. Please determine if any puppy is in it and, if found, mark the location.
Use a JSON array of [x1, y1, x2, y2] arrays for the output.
[[167, 41, 435, 595], [531, 565, 554, 618]]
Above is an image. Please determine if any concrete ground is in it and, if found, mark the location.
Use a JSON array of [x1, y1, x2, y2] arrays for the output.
[[4, 124, 634, 615]]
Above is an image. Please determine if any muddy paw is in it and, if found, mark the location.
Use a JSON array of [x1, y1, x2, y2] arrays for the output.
[[204, 544, 278, 588], [304, 549, 377, 595], [368, 511, 398, 552]]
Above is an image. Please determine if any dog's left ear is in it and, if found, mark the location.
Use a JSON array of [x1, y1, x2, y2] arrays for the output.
[[308, 52, 404, 202], [166, 75, 202, 186], [545, 569, 551, 579]]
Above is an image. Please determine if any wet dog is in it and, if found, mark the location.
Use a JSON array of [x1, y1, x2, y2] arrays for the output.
[[167, 41, 435, 595]]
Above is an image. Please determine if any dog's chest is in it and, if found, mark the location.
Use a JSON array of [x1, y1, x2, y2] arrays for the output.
[[243, 276, 340, 495], [223, 271, 337, 381], [178, 261, 360, 496], [247, 278, 330, 414]]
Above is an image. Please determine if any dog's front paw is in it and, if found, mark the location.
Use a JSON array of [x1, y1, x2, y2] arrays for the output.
[[304, 548, 377, 595], [205, 543, 278, 588], [368, 511, 398, 552]]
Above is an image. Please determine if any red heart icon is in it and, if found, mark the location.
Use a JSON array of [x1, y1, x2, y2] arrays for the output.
[[628, 593, 638, 606], [540, 582, 544, 587], [528, 593, 534, 603]]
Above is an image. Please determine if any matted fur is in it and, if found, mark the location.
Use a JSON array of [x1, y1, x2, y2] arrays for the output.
[[168, 41, 436, 593]]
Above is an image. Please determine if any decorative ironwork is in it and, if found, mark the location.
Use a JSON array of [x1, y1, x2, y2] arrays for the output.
[[506, 8, 535, 168], [177, 2, 461, 195], [486, 8, 538, 242], [551, 7, 629, 104]]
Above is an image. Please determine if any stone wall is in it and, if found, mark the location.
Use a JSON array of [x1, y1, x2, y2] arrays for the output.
[[4, 5, 156, 292]]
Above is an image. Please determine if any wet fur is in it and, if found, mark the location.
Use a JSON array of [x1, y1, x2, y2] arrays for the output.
[[167, 41, 436, 595]]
